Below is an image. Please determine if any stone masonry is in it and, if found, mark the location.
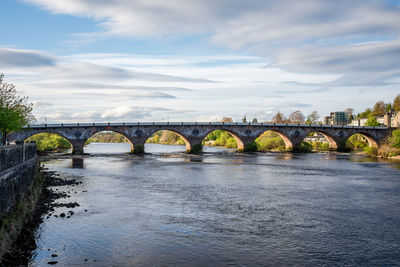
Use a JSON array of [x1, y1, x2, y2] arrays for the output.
[[7, 122, 393, 154]]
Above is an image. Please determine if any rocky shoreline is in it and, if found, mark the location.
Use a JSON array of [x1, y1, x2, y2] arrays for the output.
[[0, 164, 83, 266]]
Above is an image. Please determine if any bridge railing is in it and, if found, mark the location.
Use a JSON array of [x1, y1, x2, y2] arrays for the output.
[[21, 122, 389, 130]]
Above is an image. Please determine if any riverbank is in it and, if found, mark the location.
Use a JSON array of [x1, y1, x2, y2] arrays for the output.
[[1, 166, 83, 265]]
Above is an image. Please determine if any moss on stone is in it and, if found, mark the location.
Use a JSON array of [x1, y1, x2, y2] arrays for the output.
[[189, 143, 203, 154]]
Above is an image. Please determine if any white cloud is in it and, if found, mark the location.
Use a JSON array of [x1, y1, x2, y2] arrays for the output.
[[20, 0, 400, 87]]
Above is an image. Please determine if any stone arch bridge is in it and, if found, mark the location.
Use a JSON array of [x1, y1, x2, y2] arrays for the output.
[[8, 122, 392, 154]]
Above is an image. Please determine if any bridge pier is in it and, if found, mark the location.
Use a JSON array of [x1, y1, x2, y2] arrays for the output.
[[187, 137, 204, 153], [70, 139, 86, 155], [239, 137, 258, 152], [132, 142, 145, 154]]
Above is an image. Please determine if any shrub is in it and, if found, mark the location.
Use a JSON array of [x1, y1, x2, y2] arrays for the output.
[[295, 142, 313, 152], [389, 129, 400, 149], [27, 133, 71, 152], [364, 146, 378, 157]]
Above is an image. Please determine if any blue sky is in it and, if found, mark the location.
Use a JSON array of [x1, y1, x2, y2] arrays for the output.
[[1, 0, 400, 123]]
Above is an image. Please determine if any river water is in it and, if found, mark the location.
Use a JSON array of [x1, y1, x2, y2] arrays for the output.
[[28, 143, 400, 266]]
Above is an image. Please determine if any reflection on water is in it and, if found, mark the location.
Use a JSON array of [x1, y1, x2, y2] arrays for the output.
[[29, 144, 400, 266], [71, 157, 84, 169], [83, 142, 236, 155]]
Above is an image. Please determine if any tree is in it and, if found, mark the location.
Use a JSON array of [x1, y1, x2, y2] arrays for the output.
[[306, 111, 320, 124], [365, 115, 381, 127], [0, 74, 34, 145], [386, 103, 393, 113], [345, 108, 354, 117], [394, 94, 400, 112], [389, 129, 400, 148], [252, 118, 258, 123], [357, 108, 372, 119], [345, 108, 354, 121], [372, 101, 385, 117], [242, 115, 247, 123], [271, 112, 285, 123], [289, 110, 305, 124]]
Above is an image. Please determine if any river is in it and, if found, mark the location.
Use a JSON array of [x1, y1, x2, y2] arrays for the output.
[[23, 143, 400, 265]]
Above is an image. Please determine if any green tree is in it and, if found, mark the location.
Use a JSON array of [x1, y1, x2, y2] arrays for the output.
[[389, 129, 400, 148], [242, 115, 247, 123], [0, 74, 34, 145], [365, 116, 381, 127], [393, 94, 400, 112], [252, 118, 258, 123], [357, 108, 372, 119], [386, 103, 393, 112], [372, 101, 385, 117]]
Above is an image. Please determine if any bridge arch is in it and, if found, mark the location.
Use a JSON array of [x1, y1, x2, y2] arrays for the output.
[[346, 132, 379, 148], [144, 129, 192, 152], [202, 129, 245, 150], [86, 129, 135, 153], [255, 130, 293, 151], [25, 132, 72, 152], [302, 130, 339, 150]]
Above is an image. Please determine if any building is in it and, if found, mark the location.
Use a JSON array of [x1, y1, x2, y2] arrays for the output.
[[304, 133, 328, 143], [323, 112, 348, 125], [349, 118, 368, 126], [350, 111, 400, 127]]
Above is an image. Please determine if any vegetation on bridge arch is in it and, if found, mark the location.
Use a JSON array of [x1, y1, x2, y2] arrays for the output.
[[146, 130, 186, 146], [27, 133, 71, 152], [203, 130, 238, 149], [254, 131, 287, 151], [86, 131, 129, 144]]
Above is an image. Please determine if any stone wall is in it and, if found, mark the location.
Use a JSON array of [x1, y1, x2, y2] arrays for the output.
[[0, 144, 38, 220]]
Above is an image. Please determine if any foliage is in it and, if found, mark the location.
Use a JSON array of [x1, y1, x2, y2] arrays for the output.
[[204, 130, 238, 148], [190, 143, 203, 153], [377, 144, 400, 158], [363, 146, 378, 157], [87, 131, 128, 144], [252, 118, 258, 123], [295, 142, 313, 152], [244, 141, 258, 152], [0, 74, 35, 145], [27, 133, 71, 152], [146, 130, 185, 145], [255, 131, 285, 151], [346, 134, 368, 150], [393, 94, 400, 112], [386, 103, 392, 112], [389, 129, 400, 149], [356, 108, 372, 119], [289, 110, 305, 124], [372, 101, 386, 117], [365, 116, 381, 127], [242, 115, 247, 123], [310, 142, 330, 151]]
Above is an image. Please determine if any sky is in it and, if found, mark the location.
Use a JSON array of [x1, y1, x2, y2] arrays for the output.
[[1, 0, 400, 123]]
